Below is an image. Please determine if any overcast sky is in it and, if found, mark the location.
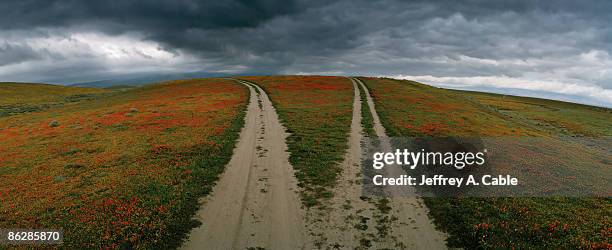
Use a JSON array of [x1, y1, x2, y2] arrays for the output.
[[1, 0, 611, 107]]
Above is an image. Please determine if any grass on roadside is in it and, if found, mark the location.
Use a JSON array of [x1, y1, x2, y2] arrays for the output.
[[355, 79, 376, 138], [359, 77, 611, 249]]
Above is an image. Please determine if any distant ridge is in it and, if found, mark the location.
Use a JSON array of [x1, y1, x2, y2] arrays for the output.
[[68, 71, 234, 88]]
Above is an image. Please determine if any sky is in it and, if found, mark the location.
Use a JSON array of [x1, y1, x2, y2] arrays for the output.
[[1, 0, 611, 107]]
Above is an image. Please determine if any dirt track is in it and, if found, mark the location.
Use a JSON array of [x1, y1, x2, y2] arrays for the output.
[[182, 77, 446, 249], [303, 78, 447, 249], [353, 77, 448, 249], [181, 79, 308, 250]]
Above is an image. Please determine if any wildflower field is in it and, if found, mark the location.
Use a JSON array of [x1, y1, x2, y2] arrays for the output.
[[241, 76, 354, 207], [360, 77, 611, 249], [0, 79, 248, 248]]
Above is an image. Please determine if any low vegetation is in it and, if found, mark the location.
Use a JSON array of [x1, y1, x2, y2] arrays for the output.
[[359, 77, 611, 249], [241, 76, 354, 207], [0, 82, 111, 117], [0, 79, 248, 248]]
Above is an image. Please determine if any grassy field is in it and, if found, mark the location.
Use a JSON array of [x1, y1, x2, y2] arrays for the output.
[[241, 76, 354, 207], [0, 79, 248, 248], [0, 82, 112, 117], [359, 77, 611, 249]]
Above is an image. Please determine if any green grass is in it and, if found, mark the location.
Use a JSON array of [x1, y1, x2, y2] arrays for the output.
[[241, 76, 354, 207], [0, 82, 112, 117], [359, 77, 612, 249], [457, 89, 612, 137], [426, 197, 611, 249], [358, 77, 538, 137]]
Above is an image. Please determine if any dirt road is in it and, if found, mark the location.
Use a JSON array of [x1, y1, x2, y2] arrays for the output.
[[353, 77, 448, 249], [182, 79, 308, 250]]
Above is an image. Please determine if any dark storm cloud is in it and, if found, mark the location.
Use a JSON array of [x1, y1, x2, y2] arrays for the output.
[[0, 0, 611, 106], [0, 0, 302, 32]]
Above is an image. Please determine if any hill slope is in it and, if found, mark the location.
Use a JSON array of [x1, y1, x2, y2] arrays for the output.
[[0, 82, 111, 117], [0, 79, 248, 248], [360, 77, 611, 249], [1, 76, 609, 249]]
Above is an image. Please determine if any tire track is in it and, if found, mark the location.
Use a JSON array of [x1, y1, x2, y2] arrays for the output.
[[182, 79, 308, 250], [352, 77, 448, 249]]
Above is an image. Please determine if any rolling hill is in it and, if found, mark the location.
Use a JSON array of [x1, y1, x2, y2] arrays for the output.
[[0, 79, 248, 248], [360, 77, 611, 249], [0, 76, 609, 249]]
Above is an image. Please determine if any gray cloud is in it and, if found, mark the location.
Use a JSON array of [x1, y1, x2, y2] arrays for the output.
[[0, 43, 42, 66], [0, 0, 611, 106]]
